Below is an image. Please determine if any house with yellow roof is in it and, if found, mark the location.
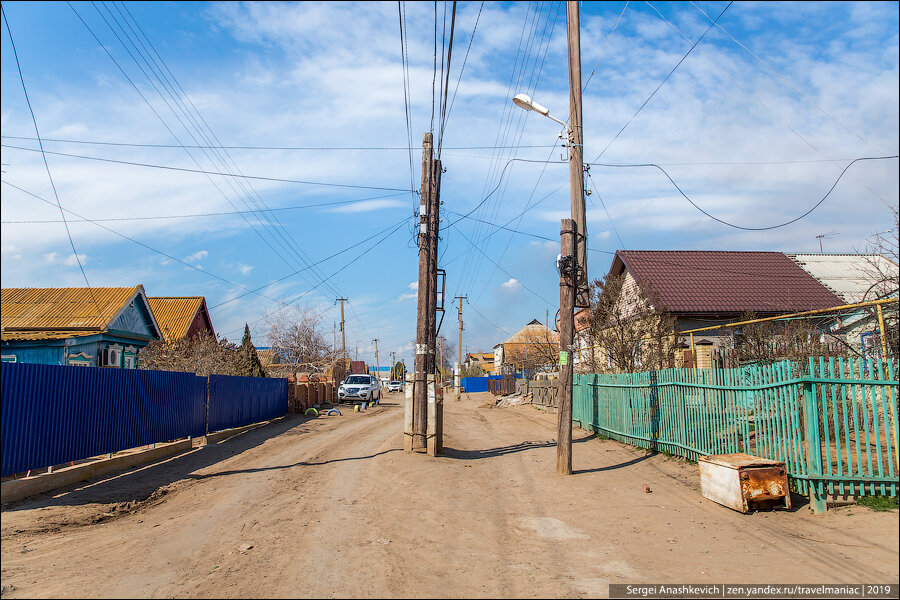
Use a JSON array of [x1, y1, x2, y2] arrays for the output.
[[1, 286, 162, 368], [147, 296, 215, 343]]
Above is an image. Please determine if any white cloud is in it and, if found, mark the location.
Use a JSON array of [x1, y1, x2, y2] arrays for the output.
[[328, 199, 407, 213], [184, 250, 208, 263], [501, 278, 522, 292]]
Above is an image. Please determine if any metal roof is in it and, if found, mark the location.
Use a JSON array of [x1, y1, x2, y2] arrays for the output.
[[1, 286, 142, 333], [147, 297, 207, 343], [608, 251, 844, 315], [787, 254, 899, 303]]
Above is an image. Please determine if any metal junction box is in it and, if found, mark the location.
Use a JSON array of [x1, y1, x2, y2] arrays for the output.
[[698, 453, 791, 513]]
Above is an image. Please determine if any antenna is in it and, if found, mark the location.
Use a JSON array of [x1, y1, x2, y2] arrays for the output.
[[815, 231, 838, 253]]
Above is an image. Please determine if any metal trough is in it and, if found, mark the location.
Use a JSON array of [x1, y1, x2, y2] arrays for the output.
[[698, 453, 791, 513]]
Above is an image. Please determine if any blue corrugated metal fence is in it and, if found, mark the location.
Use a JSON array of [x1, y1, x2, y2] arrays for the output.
[[460, 375, 503, 393], [1, 362, 288, 477], [208, 374, 287, 434]]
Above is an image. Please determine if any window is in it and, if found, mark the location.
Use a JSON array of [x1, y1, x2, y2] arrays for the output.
[[1, 355, 17, 363]]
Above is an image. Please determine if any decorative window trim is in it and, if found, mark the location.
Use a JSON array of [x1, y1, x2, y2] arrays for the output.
[[67, 352, 93, 367]]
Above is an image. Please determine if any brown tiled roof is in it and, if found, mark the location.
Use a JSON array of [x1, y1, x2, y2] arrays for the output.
[[1, 286, 142, 334], [609, 251, 844, 315], [148, 297, 209, 343]]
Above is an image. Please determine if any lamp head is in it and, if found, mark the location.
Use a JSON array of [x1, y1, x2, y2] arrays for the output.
[[512, 93, 549, 116]]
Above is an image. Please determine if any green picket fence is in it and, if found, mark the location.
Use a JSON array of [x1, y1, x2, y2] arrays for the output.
[[573, 357, 898, 512]]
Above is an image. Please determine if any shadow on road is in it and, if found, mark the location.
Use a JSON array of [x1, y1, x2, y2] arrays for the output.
[[2, 413, 320, 512], [183, 448, 403, 481], [442, 434, 594, 460], [572, 451, 655, 474]]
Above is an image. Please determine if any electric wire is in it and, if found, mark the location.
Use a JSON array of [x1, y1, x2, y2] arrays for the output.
[[586, 156, 899, 231], [687, 0, 884, 156], [68, 1, 346, 300], [644, 0, 888, 204], [0, 135, 559, 152], [2, 143, 413, 192], [592, 1, 733, 162], [2, 192, 409, 224], [0, 5, 104, 321], [86, 1, 360, 302]]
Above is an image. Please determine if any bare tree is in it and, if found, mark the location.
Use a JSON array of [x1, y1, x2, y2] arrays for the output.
[[435, 335, 456, 381], [502, 327, 559, 377], [587, 273, 676, 374], [729, 312, 847, 366], [859, 206, 899, 356], [139, 331, 250, 377], [263, 306, 337, 377]]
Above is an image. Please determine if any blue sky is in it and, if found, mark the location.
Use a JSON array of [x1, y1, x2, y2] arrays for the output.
[[2, 1, 898, 368]]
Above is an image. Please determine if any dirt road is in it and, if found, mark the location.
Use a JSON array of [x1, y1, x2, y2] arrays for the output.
[[2, 392, 897, 598]]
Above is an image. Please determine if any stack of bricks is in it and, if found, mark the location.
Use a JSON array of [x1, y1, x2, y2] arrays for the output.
[[288, 383, 310, 413], [287, 380, 338, 413]]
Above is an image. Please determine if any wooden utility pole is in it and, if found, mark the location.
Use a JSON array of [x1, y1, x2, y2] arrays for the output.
[[554, 0, 587, 477], [373, 338, 380, 386], [567, 0, 588, 309], [337, 298, 348, 373], [410, 133, 435, 452], [557, 219, 576, 476], [455, 295, 467, 399]]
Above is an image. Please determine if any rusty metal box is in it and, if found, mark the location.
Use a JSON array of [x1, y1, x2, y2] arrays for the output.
[[698, 453, 791, 513]]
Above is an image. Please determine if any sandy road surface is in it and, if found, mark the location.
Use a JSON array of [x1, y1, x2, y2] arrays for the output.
[[1, 392, 897, 598]]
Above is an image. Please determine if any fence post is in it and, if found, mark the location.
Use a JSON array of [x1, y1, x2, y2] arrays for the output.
[[803, 367, 826, 514]]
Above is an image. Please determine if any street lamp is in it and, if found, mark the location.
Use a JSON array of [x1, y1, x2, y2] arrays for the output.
[[511, 3, 587, 478], [511, 93, 569, 130]]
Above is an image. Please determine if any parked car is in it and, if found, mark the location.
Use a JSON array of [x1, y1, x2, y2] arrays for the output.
[[388, 380, 403, 393], [338, 374, 381, 404]]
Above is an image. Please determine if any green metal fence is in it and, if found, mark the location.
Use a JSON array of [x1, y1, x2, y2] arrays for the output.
[[573, 358, 898, 512]]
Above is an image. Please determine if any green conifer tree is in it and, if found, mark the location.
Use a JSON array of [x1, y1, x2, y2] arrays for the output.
[[241, 324, 267, 378]]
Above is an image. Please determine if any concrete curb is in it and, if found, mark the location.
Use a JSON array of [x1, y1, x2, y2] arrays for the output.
[[203, 417, 281, 445], [1, 416, 287, 506], [1, 439, 192, 505]]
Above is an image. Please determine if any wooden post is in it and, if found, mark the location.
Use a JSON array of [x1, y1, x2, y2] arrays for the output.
[[455, 295, 466, 400], [567, 0, 588, 309], [411, 133, 434, 452], [337, 298, 348, 373], [876, 304, 899, 470], [558, 219, 576, 475], [803, 374, 827, 514]]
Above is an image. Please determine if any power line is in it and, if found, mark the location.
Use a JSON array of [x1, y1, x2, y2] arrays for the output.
[[0, 135, 559, 151], [398, 1, 417, 211], [1, 191, 409, 223], [1, 5, 103, 321], [2, 143, 413, 192], [687, 0, 884, 156], [436, 0, 457, 159], [585, 169, 625, 249], [88, 0, 349, 302], [643, 0, 888, 205], [587, 156, 899, 231], [592, 1, 733, 162], [443, 1, 484, 137]]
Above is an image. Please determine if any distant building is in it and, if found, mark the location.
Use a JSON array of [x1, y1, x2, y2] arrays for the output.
[[463, 352, 494, 375], [594, 250, 844, 370], [1, 286, 162, 368], [493, 319, 558, 376], [147, 296, 215, 343], [787, 253, 898, 359]]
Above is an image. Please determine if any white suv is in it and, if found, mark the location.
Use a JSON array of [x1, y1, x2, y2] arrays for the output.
[[338, 374, 381, 404]]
